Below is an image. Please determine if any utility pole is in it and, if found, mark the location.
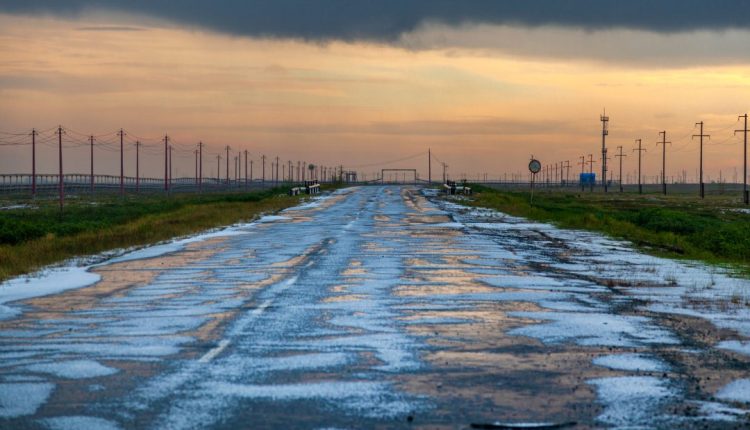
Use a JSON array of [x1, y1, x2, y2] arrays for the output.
[[163, 134, 170, 192], [736, 114, 749, 204], [554, 163, 559, 186], [194, 149, 199, 185], [615, 145, 626, 192], [89, 135, 95, 194], [31, 128, 37, 197], [276, 156, 280, 185], [118, 129, 125, 195], [57, 126, 64, 212], [428, 148, 432, 184], [564, 160, 571, 186], [442, 162, 448, 183], [250, 159, 254, 184], [657, 131, 671, 195], [261, 155, 266, 184], [245, 150, 249, 188], [578, 156, 585, 191], [225, 145, 231, 184], [633, 139, 646, 194], [216, 154, 221, 183], [693, 122, 710, 199], [169, 145, 173, 191], [601, 111, 609, 192], [198, 142, 204, 191], [135, 141, 141, 193], [587, 154, 596, 192]]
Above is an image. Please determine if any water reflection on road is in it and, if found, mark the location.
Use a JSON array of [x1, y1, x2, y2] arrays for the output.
[[0, 186, 748, 429]]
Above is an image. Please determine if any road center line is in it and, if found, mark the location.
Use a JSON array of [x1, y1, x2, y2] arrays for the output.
[[200, 276, 296, 363], [252, 299, 273, 316], [198, 339, 230, 363]]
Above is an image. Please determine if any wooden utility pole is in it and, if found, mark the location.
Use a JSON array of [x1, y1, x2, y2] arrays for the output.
[[169, 145, 173, 191], [57, 126, 64, 212], [31, 128, 37, 197], [693, 122, 710, 199], [261, 155, 266, 184], [57, 126, 65, 213], [554, 162, 559, 185], [118, 129, 125, 195], [428, 148, 432, 184], [578, 156, 585, 191], [194, 149, 198, 185], [245, 150, 249, 188], [89, 135, 95, 194], [163, 134, 170, 192], [657, 131, 671, 195], [216, 154, 221, 182], [587, 154, 596, 192], [615, 146, 626, 192], [198, 142, 204, 191], [633, 139, 646, 194], [276, 156, 280, 185], [736, 114, 749, 204], [225, 145, 231, 184], [135, 141, 140, 193]]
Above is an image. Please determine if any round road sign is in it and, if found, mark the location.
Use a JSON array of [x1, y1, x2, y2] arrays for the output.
[[528, 159, 541, 174]]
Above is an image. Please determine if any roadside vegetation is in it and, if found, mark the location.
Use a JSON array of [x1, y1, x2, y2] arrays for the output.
[[0, 188, 307, 281], [465, 185, 750, 274]]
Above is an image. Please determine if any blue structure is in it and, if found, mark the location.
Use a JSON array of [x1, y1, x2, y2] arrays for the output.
[[580, 173, 596, 186]]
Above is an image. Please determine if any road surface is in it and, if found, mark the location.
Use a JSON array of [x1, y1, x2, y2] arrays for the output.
[[1, 186, 749, 429]]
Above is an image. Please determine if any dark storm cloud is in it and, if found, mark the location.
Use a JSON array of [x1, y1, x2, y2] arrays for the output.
[[1, 0, 749, 42]]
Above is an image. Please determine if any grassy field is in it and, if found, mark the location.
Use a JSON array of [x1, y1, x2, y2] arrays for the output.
[[465, 185, 750, 274], [0, 188, 307, 281]]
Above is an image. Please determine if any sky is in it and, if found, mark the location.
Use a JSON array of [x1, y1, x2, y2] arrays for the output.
[[1, 1, 749, 182]]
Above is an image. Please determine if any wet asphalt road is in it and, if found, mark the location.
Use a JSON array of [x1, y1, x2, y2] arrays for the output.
[[0, 186, 749, 429]]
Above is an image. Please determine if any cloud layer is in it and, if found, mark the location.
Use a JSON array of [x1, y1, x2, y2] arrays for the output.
[[2, 0, 750, 43]]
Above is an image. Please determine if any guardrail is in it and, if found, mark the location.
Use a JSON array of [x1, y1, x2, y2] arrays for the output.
[[443, 181, 472, 195], [288, 181, 321, 196], [0, 173, 285, 195]]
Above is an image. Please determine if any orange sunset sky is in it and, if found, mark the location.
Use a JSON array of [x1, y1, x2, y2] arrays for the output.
[[1, 2, 749, 182]]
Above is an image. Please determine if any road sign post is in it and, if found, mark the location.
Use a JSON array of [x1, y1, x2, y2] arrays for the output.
[[529, 157, 542, 205]]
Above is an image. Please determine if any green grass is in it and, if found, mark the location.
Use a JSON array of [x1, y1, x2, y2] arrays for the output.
[[0, 187, 309, 281], [464, 185, 750, 273]]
